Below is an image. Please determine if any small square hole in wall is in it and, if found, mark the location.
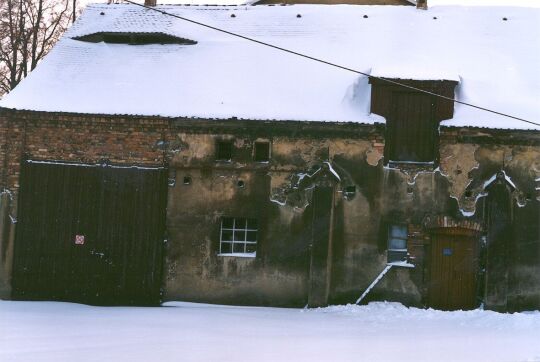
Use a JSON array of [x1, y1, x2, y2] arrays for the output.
[[344, 185, 356, 199], [183, 176, 192, 185], [254, 142, 270, 162], [216, 140, 233, 161], [345, 185, 356, 193]]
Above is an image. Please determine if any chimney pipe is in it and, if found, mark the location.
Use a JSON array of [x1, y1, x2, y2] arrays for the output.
[[144, 0, 157, 6], [417, 0, 427, 10]]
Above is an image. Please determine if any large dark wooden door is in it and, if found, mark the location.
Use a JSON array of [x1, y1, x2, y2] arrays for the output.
[[12, 160, 168, 305], [428, 229, 479, 310], [387, 92, 436, 162]]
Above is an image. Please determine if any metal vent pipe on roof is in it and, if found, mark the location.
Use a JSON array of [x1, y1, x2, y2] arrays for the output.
[[145, 0, 157, 6]]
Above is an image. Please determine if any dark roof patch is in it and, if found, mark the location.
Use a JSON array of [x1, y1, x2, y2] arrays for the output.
[[73, 32, 197, 45]]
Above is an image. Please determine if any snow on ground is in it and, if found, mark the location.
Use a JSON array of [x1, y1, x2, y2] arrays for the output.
[[1, 300, 540, 362]]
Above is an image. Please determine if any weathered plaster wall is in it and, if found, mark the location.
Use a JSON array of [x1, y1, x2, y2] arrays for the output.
[[439, 128, 540, 212], [0, 109, 538, 311], [439, 127, 540, 311], [163, 125, 389, 306], [164, 166, 310, 306], [161, 122, 464, 308]]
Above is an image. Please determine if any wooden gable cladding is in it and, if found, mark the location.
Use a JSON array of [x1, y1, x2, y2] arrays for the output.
[[369, 78, 458, 122], [369, 78, 458, 164]]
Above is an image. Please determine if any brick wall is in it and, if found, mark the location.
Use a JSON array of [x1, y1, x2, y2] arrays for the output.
[[0, 110, 170, 193], [0, 109, 384, 194]]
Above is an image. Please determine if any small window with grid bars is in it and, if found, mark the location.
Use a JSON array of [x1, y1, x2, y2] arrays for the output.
[[387, 224, 408, 263], [219, 217, 258, 257]]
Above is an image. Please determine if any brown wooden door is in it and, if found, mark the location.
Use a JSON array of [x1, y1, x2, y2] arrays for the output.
[[428, 229, 479, 310], [387, 92, 436, 162], [12, 160, 168, 305]]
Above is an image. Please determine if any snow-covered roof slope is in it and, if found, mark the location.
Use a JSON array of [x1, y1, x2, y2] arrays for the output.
[[1, 4, 539, 130]]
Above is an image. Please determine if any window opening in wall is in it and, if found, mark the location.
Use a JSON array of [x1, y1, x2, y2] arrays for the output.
[[183, 176, 192, 185], [219, 217, 258, 257], [216, 140, 233, 161], [344, 185, 356, 199], [387, 224, 408, 263], [254, 142, 270, 162]]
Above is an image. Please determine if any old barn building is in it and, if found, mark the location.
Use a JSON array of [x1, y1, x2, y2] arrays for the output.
[[0, 1, 538, 312]]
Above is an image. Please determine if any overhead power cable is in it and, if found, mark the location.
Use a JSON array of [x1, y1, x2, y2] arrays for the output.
[[122, 0, 539, 127]]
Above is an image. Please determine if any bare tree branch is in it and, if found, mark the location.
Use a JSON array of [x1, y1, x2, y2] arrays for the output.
[[0, 0, 79, 95]]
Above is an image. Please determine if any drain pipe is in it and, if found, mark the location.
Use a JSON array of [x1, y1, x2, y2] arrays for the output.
[[355, 264, 393, 305]]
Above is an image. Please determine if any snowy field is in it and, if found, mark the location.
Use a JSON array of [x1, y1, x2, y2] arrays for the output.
[[1, 301, 540, 362]]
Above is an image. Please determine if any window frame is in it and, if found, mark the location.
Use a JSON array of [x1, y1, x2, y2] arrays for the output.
[[253, 142, 271, 163], [387, 224, 408, 263], [215, 140, 233, 162], [218, 217, 258, 258]]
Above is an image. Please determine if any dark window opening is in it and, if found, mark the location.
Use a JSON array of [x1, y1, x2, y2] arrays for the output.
[[387, 224, 408, 263], [216, 140, 233, 161], [254, 142, 270, 162], [72, 32, 197, 45], [344, 185, 356, 199], [183, 176, 192, 185]]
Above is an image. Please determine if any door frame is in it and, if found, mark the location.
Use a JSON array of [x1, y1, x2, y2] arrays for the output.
[[424, 216, 482, 310]]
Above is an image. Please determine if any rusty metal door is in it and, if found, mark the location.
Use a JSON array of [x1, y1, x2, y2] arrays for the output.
[[428, 229, 479, 310], [12, 160, 168, 305]]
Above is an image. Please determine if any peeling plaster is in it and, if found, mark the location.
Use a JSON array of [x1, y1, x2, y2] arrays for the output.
[[366, 148, 383, 166], [439, 143, 480, 213]]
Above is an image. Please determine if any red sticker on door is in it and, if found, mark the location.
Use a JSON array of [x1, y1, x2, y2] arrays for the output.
[[75, 235, 85, 245]]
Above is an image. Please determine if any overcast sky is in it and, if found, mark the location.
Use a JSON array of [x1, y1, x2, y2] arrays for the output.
[[78, 0, 540, 7]]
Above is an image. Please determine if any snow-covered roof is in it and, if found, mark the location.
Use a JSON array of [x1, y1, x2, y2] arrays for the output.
[[1, 4, 539, 130]]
